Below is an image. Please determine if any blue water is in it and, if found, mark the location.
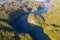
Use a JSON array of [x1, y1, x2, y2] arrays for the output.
[[12, 0, 52, 40], [34, 2, 52, 14], [13, 15, 51, 40]]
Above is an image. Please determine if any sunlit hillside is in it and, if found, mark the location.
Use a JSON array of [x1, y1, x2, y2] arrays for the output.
[[0, 1, 42, 23], [42, 7, 60, 40], [0, 1, 43, 40], [28, 7, 60, 40], [50, 0, 60, 7], [28, 0, 60, 40], [28, 13, 45, 26], [1, 0, 60, 40]]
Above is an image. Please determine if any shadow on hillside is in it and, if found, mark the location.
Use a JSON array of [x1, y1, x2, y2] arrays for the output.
[[0, 19, 8, 22], [0, 26, 20, 40], [12, 14, 51, 40], [8, 8, 32, 24], [0, 9, 27, 24]]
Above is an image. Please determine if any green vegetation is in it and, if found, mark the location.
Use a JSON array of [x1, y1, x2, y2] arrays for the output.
[[28, 13, 45, 26], [0, 21, 12, 28], [0, 1, 43, 40], [1, 0, 60, 40], [28, 0, 60, 40], [0, 26, 32, 40], [0, 10, 9, 19], [0, 1, 42, 23], [42, 7, 60, 26], [0, 2, 21, 23], [0, 20, 32, 40], [42, 6, 60, 40], [18, 33, 32, 40]]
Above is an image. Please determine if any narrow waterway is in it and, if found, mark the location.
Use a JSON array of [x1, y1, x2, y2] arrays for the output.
[[34, 2, 52, 14], [13, 0, 52, 40]]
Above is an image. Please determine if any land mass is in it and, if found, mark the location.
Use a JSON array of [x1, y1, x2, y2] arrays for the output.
[[28, 0, 60, 40], [0, 1, 44, 40]]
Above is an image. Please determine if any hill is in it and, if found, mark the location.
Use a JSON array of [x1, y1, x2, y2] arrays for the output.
[[0, 1, 44, 40], [28, 0, 60, 40], [0, 1, 43, 23], [0, 21, 32, 40]]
